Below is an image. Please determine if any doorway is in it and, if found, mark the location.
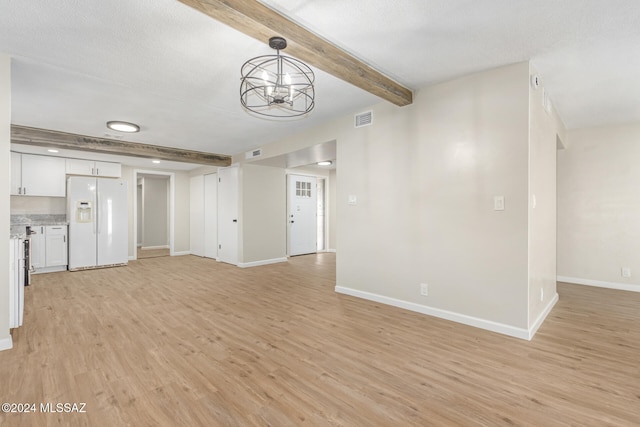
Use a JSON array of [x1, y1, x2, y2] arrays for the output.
[[133, 170, 175, 260]]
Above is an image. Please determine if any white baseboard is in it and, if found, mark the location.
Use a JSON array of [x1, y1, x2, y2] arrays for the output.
[[172, 251, 191, 257], [0, 336, 13, 352], [238, 257, 288, 268], [334, 286, 548, 340], [528, 293, 559, 339], [128, 255, 136, 261], [327, 248, 337, 253], [141, 245, 169, 250], [32, 265, 67, 274], [557, 276, 640, 293]]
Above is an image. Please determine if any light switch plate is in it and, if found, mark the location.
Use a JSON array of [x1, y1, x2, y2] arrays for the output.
[[494, 196, 505, 211], [348, 195, 357, 205]]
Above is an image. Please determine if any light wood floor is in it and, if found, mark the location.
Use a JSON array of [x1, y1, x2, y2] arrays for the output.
[[1, 253, 639, 426]]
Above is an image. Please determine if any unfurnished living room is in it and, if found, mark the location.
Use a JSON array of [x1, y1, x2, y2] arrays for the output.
[[1, 1, 640, 426]]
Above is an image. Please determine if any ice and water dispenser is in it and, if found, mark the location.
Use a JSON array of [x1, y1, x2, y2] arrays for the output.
[[75, 201, 93, 223]]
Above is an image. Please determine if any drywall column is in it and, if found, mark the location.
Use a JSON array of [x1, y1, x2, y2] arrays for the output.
[[240, 164, 287, 266], [1, 54, 12, 351], [336, 62, 531, 335], [527, 65, 562, 331]]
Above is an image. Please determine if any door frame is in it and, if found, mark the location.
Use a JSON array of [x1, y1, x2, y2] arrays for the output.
[[133, 170, 175, 260]]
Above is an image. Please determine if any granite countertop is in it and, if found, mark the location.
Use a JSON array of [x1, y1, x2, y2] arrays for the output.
[[10, 214, 68, 226], [10, 224, 27, 239], [10, 214, 68, 238]]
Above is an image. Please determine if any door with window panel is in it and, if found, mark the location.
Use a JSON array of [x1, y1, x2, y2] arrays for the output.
[[287, 174, 317, 256]]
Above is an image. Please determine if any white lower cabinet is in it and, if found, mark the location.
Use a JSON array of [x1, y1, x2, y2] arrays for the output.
[[30, 226, 46, 269], [45, 226, 68, 267], [31, 225, 68, 273]]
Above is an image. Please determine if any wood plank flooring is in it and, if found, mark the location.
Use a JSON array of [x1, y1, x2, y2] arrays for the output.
[[1, 253, 639, 426]]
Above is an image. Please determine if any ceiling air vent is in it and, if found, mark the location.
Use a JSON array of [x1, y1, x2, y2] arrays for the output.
[[355, 111, 373, 128], [245, 148, 262, 159]]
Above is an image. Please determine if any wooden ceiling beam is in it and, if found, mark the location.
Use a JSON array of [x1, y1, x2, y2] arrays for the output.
[[11, 125, 232, 167], [178, 0, 413, 107]]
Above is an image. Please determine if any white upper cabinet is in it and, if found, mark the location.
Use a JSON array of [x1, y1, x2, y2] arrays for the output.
[[10, 151, 22, 195], [66, 159, 121, 178], [15, 153, 66, 197], [94, 161, 121, 178]]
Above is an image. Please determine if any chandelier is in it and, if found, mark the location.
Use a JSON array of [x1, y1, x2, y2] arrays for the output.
[[240, 36, 315, 118]]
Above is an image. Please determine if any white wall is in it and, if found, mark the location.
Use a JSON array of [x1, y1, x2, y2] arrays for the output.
[[329, 169, 337, 251], [240, 164, 286, 264], [190, 174, 204, 256], [1, 54, 12, 350], [527, 65, 563, 327], [136, 183, 142, 245], [557, 122, 640, 291], [337, 62, 532, 331], [174, 172, 190, 254]]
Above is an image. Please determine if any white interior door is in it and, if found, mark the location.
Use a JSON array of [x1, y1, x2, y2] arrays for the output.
[[288, 174, 317, 256], [204, 173, 218, 259], [190, 175, 204, 256], [218, 166, 238, 265]]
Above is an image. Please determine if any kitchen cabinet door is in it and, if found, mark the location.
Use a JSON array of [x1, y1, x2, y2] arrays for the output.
[[10, 152, 22, 195], [65, 158, 94, 176], [95, 161, 121, 178], [66, 159, 121, 178], [45, 226, 68, 267], [21, 154, 66, 197], [30, 226, 46, 269]]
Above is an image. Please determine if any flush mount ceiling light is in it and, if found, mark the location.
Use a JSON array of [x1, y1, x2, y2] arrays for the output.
[[152, 160, 161, 164], [240, 36, 315, 118], [317, 161, 332, 166], [106, 121, 140, 133]]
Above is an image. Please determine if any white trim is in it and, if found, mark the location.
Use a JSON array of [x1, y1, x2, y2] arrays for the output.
[[128, 255, 136, 261], [557, 275, 640, 293], [335, 286, 537, 340], [0, 336, 13, 352], [528, 293, 559, 339], [238, 257, 288, 268], [327, 248, 337, 253], [172, 251, 191, 257], [141, 245, 169, 250]]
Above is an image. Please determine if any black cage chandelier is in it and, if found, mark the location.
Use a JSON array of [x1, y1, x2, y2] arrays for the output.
[[240, 36, 315, 118]]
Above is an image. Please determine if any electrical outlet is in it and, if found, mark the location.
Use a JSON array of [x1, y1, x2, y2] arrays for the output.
[[420, 283, 428, 296], [622, 267, 631, 278]]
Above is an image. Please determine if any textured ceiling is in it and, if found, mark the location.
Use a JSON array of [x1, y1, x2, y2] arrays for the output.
[[1, 0, 639, 167]]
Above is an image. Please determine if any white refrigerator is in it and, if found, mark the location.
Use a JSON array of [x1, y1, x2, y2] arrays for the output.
[[68, 177, 128, 270]]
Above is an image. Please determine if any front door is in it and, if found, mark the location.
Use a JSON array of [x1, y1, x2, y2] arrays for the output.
[[287, 174, 317, 256]]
